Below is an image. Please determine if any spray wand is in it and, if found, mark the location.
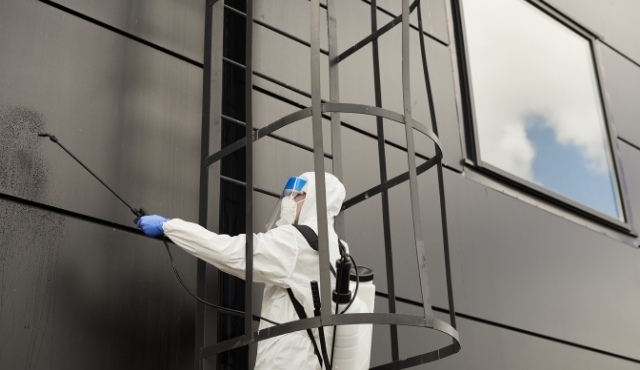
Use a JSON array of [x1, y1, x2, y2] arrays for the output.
[[38, 133, 147, 223], [37, 132, 279, 325]]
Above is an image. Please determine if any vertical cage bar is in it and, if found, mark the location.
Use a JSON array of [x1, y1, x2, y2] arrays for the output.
[[370, 0, 400, 361], [401, 0, 434, 319], [326, 0, 345, 238], [199, 1, 223, 368], [198, 1, 211, 365], [310, 0, 332, 323], [244, 0, 254, 344], [417, 1, 457, 330]]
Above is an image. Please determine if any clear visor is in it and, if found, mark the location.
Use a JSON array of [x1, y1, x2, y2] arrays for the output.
[[265, 177, 307, 231]]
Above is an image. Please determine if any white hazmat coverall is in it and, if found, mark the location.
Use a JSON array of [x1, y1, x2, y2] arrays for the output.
[[162, 172, 346, 369]]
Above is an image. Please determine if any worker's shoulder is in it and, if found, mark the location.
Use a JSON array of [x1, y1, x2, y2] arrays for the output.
[[262, 224, 306, 243], [266, 224, 319, 251]]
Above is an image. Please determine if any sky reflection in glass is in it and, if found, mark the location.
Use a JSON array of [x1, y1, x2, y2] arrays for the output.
[[461, 0, 622, 220]]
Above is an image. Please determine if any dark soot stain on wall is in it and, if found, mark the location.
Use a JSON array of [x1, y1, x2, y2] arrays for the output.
[[0, 105, 65, 369]]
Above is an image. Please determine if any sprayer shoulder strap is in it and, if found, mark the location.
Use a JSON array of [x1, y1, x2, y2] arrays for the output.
[[286, 288, 323, 367], [292, 224, 347, 272], [290, 224, 349, 368], [292, 224, 319, 251]]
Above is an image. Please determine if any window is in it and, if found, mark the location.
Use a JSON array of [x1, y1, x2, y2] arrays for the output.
[[459, 0, 625, 223]]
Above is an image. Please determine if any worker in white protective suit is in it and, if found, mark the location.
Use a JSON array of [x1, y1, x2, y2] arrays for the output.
[[136, 172, 346, 369]]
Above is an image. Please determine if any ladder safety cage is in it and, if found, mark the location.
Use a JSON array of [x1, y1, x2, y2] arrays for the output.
[[200, 0, 461, 368]]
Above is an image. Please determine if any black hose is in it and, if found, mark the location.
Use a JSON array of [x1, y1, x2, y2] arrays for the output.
[[162, 237, 280, 326]]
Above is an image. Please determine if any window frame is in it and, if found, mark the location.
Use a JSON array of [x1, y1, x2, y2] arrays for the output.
[[452, 0, 634, 234]]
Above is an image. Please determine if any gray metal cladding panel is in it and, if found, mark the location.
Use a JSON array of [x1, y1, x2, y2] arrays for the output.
[[252, 89, 333, 156], [618, 141, 640, 234], [445, 169, 640, 360], [599, 43, 640, 147], [342, 128, 450, 308], [395, 304, 454, 363], [251, 135, 333, 199], [340, 126, 410, 198], [0, 199, 196, 369], [399, 314, 640, 370], [335, 9, 461, 166], [373, 0, 450, 44], [373, 299, 640, 370], [343, 194, 387, 282], [544, 0, 640, 65], [253, 21, 331, 102], [44, 0, 204, 63], [254, 0, 329, 51], [412, 34, 463, 171], [386, 172, 448, 306], [332, 0, 449, 47], [369, 298, 454, 368], [0, 0, 202, 226]]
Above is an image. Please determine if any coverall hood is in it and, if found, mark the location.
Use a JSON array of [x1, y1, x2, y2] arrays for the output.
[[296, 172, 345, 232]]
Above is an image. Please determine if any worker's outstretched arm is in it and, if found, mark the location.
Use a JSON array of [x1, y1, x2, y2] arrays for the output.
[[138, 215, 299, 287]]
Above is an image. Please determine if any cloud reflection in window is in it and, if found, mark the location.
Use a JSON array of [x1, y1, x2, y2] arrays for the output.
[[462, 0, 622, 220]]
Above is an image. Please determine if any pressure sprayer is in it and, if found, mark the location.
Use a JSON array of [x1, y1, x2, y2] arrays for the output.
[[311, 255, 375, 370]]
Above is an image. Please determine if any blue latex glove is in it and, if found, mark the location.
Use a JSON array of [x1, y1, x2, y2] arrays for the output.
[[137, 215, 169, 237]]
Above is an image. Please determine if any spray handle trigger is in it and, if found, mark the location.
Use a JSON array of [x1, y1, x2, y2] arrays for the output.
[[310, 281, 321, 316], [132, 207, 148, 225]]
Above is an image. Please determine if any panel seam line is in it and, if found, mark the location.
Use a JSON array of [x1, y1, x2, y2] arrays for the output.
[[37, 0, 203, 68], [375, 291, 640, 364]]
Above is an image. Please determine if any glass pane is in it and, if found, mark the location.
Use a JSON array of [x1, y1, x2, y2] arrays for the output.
[[461, 0, 622, 220]]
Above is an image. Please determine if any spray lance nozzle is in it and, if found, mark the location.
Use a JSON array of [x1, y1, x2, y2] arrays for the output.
[[38, 133, 58, 143], [37, 132, 146, 224]]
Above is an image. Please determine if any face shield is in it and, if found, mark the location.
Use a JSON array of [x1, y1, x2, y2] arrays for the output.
[[265, 176, 308, 231]]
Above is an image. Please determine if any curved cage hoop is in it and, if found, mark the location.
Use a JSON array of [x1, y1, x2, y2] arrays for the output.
[[200, 313, 460, 368]]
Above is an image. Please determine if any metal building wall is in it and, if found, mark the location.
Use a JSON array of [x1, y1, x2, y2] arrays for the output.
[[2, 0, 640, 369], [0, 0, 202, 368], [441, 0, 640, 368]]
